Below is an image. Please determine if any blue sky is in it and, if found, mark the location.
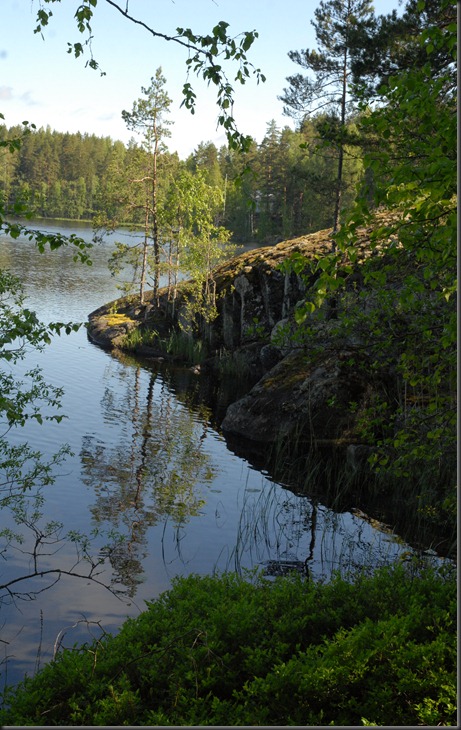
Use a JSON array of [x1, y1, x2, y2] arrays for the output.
[[2, 0, 402, 159]]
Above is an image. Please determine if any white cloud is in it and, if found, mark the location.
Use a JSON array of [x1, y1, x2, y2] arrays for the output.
[[19, 90, 39, 106], [0, 85, 14, 100], [98, 112, 117, 122]]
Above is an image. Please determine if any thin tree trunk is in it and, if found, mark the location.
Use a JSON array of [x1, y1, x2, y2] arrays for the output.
[[152, 128, 160, 305], [140, 206, 149, 304], [332, 37, 349, 251], [329, 20, 349, 319]]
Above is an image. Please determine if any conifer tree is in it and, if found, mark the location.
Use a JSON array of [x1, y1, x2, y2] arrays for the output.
[[280, 0, 374, 244], [121, 68, 173, 303], [350, 0, 457, 97]]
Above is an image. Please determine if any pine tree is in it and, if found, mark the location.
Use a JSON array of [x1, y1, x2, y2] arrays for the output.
[[121, 68, 173, 303], [186, 142, 223, 189], [280, 0, 374, 245], [350, 0, 457, 97]]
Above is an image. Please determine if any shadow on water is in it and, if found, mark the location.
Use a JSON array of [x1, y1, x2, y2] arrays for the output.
[[222, 428, 457, 562], [123, 349, 455, 565]]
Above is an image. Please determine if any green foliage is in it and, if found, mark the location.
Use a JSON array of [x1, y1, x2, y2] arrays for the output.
[[0, 267, 82, 433], [280, 0, 375, 121], [0, 123, 121, 604], [280, 0, 374, 234], [0, 264, 101, 605], [119, 326, 158, 351], [0, 566, 456, 726], [340, 3, 456, 481], [162, 170, 235, 330], [115, 69, 174, 302], [281, 0, 456, 494], [0, 126, 88, 429], [0, 117, 366, 244], [163, 330, 205, 365], [0, 127, 93, 262], [350, 0, 457, 97], [215, 348, 255, 378], [0, 264, 110, 604]]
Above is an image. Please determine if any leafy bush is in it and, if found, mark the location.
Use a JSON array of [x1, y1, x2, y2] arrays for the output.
[[0, 565, 456, 726]]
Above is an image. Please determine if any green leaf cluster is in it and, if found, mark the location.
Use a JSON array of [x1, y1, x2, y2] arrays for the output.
[[282, 0, 456, 494], [0, 122, 115, 605], [0, 565, 456, 726], [33, 1, 265, 152], [0, 117, 364, 244]]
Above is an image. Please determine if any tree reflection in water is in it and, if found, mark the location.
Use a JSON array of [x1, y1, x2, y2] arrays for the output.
[[80, 358, 215, 595]]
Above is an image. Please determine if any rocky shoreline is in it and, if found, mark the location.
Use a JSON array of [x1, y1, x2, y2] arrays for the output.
[[87, 214, 456, 556], [87, 219, 394, 471]]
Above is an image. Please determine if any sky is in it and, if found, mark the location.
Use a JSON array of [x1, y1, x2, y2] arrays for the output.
[[2, 0, 402, 160]]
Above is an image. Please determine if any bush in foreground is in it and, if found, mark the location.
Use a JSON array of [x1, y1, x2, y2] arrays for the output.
[[0, 564, 456, 726]]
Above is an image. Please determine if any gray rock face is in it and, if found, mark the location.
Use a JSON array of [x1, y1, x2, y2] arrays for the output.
[[221, 350, 371, 445], [87, 226, 391, 451], [213, 268, 306, 350], [87, 313, 138, 349], [259, 344, 283, 371]]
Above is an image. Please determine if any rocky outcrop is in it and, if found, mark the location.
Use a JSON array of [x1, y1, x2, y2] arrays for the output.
[[87, 217, 394, 453], [220, 350, 371, 445], [207, 233, 328, 351], [86, 216, 456, 560], [86, 310, 138, 349]]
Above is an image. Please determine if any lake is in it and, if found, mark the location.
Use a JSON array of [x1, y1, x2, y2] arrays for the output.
[[0, 220, 445, 689]]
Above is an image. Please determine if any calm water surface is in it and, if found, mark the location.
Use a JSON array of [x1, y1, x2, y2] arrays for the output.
[[0, 220, 444, 689]]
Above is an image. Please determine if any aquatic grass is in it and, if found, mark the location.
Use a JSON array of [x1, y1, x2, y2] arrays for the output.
[[162, 330, 206, 364], [229, 470, 418, 584], [260, 419, 456, 560], [215, 348, 254, 378], [119, 326, 158, 350], [118, 324, 206, 365], [230, 476, 284, 574]]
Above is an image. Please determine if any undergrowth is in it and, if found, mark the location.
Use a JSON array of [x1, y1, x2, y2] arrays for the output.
[[0, 565, 456, 726], [120, 325, 158, 350]]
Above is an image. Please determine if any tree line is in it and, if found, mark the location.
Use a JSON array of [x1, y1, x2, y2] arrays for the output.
[[0, 116, 363, 242], [2, 0, 454, 254]]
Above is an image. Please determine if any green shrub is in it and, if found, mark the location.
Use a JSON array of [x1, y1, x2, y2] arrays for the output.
[[0, 565, 456, 726]]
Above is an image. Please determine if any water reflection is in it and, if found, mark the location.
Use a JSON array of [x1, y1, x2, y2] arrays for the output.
[[231, 478, 412, 582], [80, 360, 215, 594], [0, 220, 451, 690]]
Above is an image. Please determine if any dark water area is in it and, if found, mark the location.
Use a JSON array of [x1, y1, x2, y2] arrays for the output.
[[0, 220, 448, 690]]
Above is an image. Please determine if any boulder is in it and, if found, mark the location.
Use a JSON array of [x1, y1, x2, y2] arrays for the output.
[[87, 312, 138, 349], [221, 349, 371, 445]]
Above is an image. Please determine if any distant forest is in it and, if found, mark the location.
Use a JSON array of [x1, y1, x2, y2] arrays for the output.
[[0, 120, 363, 243]]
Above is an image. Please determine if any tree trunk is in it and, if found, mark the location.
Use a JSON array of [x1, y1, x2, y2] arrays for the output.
[[332, 41, 348, 250], [152, 129, 160, 305], [140, 206, 149, 304]]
